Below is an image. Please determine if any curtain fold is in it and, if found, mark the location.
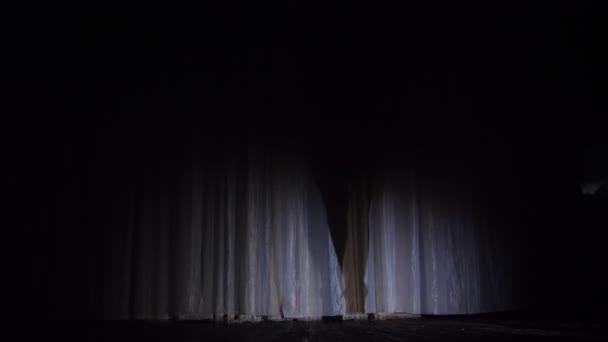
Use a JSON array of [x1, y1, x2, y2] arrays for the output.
[[92, 138, 345, 319], [367, 157, 520, 315], [88, 138, 520, 319]]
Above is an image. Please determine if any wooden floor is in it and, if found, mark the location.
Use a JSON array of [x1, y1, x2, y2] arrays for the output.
[[19, 317, 608, 341]]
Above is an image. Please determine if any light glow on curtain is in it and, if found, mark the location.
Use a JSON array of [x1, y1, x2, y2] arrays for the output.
[[89, 139, 519, 319]]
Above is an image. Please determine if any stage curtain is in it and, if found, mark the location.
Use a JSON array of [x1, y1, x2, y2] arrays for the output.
[[86, 136, 521, 318], [366, 157, 520, 315], [88, 136, 344, 319]]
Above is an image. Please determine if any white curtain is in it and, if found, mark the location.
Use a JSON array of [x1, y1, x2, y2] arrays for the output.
[[367, 163, 519, 315], [88, 137, 520, 319], [92, 136, 344, 319]]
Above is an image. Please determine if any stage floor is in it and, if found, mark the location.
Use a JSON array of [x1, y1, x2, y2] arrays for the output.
[[26, 316, 608, 341]]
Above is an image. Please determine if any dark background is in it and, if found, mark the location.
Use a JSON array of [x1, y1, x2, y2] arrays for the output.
[[2, 1, 606, 320]]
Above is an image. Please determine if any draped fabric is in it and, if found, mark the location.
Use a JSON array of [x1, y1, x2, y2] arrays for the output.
[[86, 135, 521, 319], [366, 159, 519, 315], [90, 137, 344, 320]]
